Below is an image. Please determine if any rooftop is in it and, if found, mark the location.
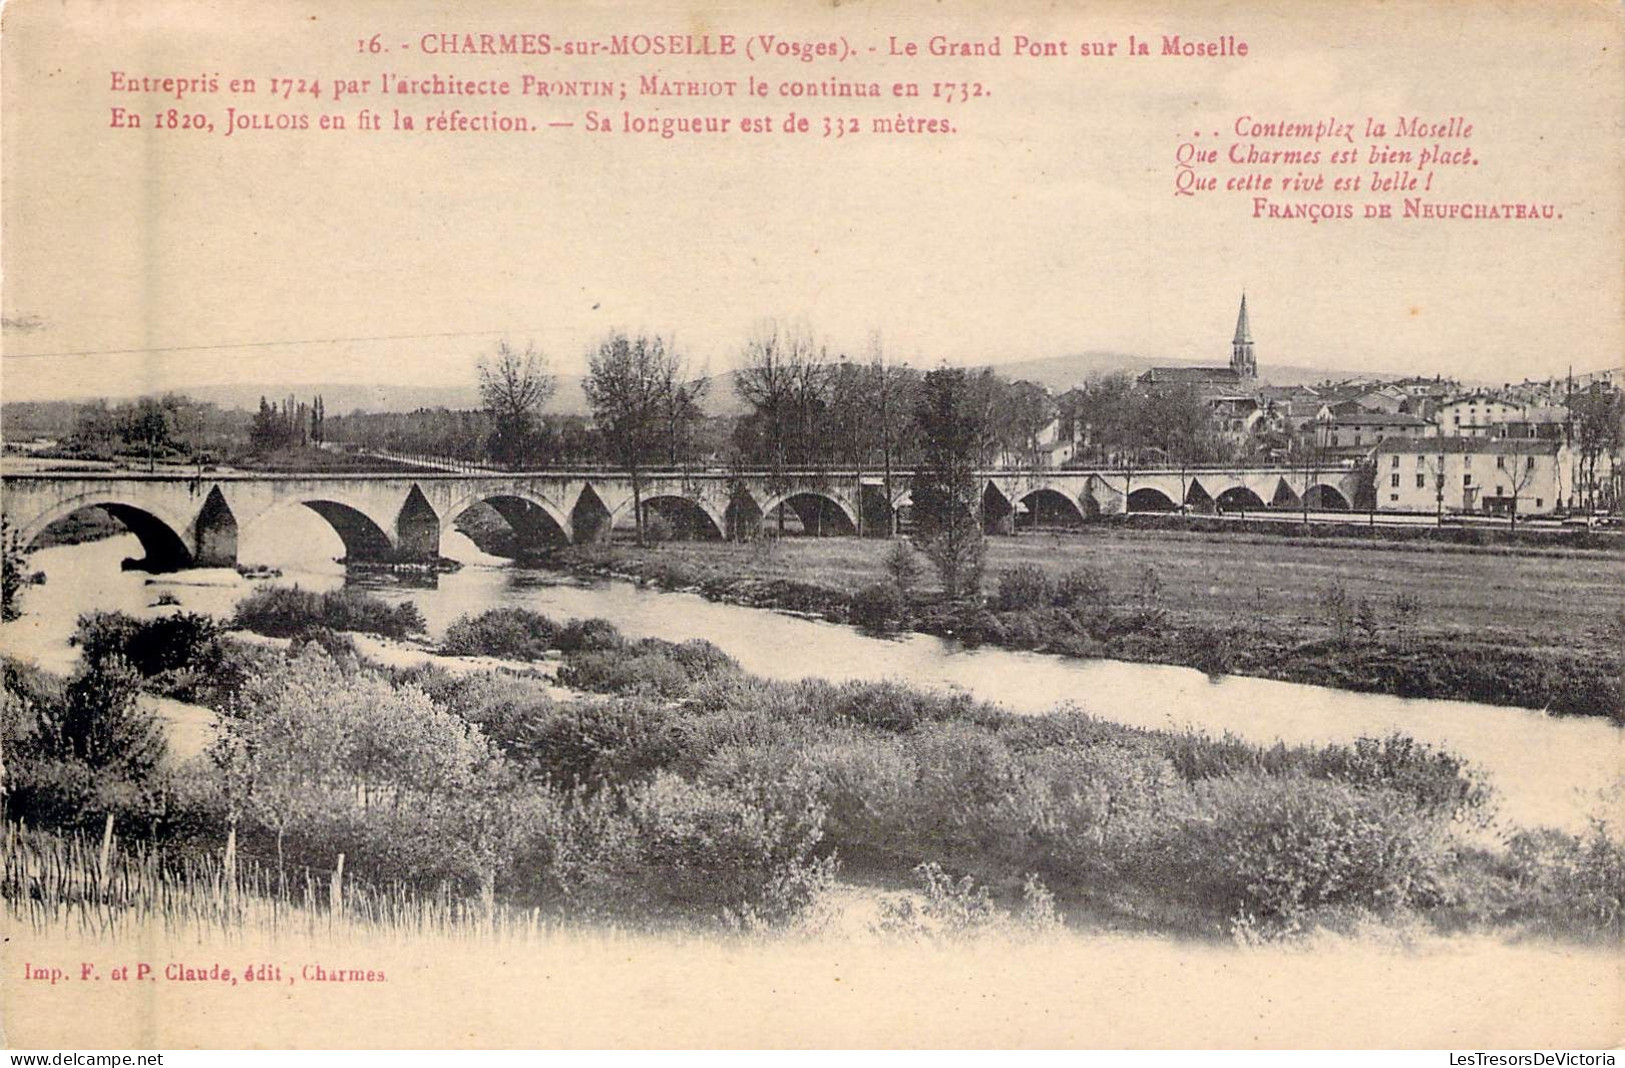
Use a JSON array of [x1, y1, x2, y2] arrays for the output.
[[1327, 411, 1430, 426], [1374, 436, 1560, 455]]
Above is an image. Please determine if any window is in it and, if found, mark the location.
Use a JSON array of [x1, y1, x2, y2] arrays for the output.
[[1390, 493, 1399, 502], [1536, 498, 1543, 508], [1495, 485, 1504, 496], [1464, 454, 1473, 466], [1527, 456, 1535, 470], [1464, 474, 1473, 486], [1496, 455, 1506, 469], [1392, 455, 1400, 468], [1416, 455, 1425, 467], [1391, 473, 1400, 488]]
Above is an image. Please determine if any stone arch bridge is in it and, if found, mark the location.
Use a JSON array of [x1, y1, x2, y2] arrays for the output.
[[1, 465, 1364, 570]]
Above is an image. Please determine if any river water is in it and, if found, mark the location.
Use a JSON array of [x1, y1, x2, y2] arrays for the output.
[[3, 519, 1620, 833]]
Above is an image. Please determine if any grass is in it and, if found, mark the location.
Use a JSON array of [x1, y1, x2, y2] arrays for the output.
[[567, 530, 1625, 649], [557, 531, 1625, 717]]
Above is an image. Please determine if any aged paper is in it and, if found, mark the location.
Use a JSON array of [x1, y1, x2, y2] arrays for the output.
[[2, 0, 1622, 1051]]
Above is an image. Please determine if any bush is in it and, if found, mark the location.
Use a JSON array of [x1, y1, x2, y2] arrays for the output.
[[396, 667, 558, 753], [883, 540, 924, 597], [664, 639, 739, 679], [1009, 743, 1185, 875], [553, 617, 625, 653], [1177, 775, 1453, 922], [231, 585, 426, 640], [546, 770, 836, 927], [512, 698, 681, 791], [72, 610, 223, 692], [288, 626, 359, 662], [441, 607, 559, 660], [1053, 566, 1110, 610], [996, 564, 1054, 611], [1506, 820, 1625, 935], [851, 582, 907, 633], [810, 679, 1000, 733], [558, 649, 692, 698]]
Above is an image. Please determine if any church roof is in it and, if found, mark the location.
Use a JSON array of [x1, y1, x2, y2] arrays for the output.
[[1139, 366, 1243, 384], [1233, 294, 1252, 345]]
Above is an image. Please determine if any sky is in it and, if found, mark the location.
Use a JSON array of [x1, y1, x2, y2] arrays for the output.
[[2, 0, 1621, 403]]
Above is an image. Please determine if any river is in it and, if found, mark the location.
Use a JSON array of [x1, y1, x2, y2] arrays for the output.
[[3, 519, 1621, 834]]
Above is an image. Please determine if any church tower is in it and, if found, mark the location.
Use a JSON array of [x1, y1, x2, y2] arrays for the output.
[[1230, 293, 1257, 379]]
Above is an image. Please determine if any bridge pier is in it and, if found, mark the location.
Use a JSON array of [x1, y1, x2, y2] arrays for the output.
[[191, 487, 239, 568]]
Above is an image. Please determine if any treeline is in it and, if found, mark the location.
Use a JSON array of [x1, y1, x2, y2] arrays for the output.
[[321, 324, 1246, 477], [20, 395, 250, 468]]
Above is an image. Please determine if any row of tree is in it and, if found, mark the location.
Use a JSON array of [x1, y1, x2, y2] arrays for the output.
[[248, 394, 326, 453]]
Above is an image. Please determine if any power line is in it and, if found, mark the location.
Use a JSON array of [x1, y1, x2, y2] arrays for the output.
[[1, 327, 556, 361]]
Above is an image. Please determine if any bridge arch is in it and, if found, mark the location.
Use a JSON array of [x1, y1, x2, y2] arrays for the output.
[[1126, 487, 1178, 512], [1018, 487, 1086, 527], [239, 496, 396, 563], [1304, 483, 1351, 510], [609, 494, 726, 541], [761, 490, 859, 537], [442, 489, 573, 551], [17, 493, 198, 572], [1215, 486, 1267, 512]]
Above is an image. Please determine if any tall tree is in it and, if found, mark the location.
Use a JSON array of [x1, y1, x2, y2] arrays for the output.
[[867, 337, 920, 536], [734, 321, 826, 528], [658, 355, 709, 466], [1569, 384, 1624, 511], [585, 332, 688, 545], [912, 367, 986, 599], [478, 341, 555, 470]]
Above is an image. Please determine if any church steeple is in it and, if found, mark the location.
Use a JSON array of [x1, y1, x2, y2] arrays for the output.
[[1230, 293, 1256, 379]]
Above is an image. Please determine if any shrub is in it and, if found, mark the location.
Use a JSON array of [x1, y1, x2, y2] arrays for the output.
[[35, 654, 168, 782], [288, 626, 359, 662], [664, 639, 739, 679], [1009, 743, 1186, 875], [811, 679, 1000, 733], [546, 770, 835, 927], [396, 667, 558, 753], [882, 540, 924, 598], [851, 582, 907, 633], [512, 698, 681, 791], [1177, 775, 1453, 922], [1506, 820, 1625, 935], [72, 610, 223, 690], [553, 617, 625, 653], [231, 585, 425, 640], [441, 607, 559, 660], [558, 649, 692, 698], [1054, 566, 1110, 610], [997, 564, 1054, 611]]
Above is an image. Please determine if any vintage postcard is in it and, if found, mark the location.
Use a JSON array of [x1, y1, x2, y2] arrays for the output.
[[1, 0, 1622, 1052]]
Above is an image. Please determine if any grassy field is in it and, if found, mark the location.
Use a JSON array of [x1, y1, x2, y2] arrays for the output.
[[556, 529, 1625, 716], [568, 529, 1625, 655]]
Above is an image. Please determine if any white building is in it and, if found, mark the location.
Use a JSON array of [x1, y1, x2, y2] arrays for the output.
[[1373, 437, 1567, 516], [1432, 392, 1526, 437]]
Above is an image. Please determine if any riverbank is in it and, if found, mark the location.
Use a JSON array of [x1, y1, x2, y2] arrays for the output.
[[551, 532, 1625, 720]]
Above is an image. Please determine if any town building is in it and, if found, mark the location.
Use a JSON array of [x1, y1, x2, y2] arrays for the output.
[[1432, 391, 1527, 437], [1322, 411, 1431, 456], [1373, 437, 1567, 515]]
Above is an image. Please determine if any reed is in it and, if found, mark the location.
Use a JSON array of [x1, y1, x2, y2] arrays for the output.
[[2, 821, 552, 943]]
